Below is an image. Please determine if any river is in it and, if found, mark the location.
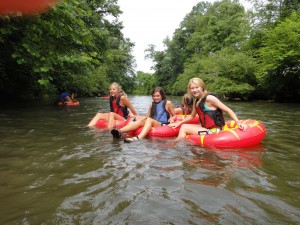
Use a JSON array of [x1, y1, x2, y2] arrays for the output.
[[0, 96, 299, 225]]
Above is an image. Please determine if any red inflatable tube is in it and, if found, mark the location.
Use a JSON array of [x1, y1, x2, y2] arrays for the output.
[[186, 119, 266, 148], [95, 115, 199, 135], [131, 125, 181, 137], [96, 117, 131, 129], [129, 115, 199, 137]]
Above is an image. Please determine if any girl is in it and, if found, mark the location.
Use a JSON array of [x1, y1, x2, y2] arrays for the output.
[[111, 87, 177, 143], [170, 78, 247, 141], [86, 82, 138, 130], [174, 93, 194, 115]]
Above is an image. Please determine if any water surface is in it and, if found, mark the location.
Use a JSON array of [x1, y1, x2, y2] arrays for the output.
[[0, 96, 299, 224]]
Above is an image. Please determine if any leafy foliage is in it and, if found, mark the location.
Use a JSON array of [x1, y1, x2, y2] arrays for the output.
[[148, 0, 253, 98], [0, 0, 135, 99], [144, 0, 299, 102], [174, 48, 256, 99], [257, 11, 300, 101], [133, 71, 157, 95], [0, 0, 299, 102]]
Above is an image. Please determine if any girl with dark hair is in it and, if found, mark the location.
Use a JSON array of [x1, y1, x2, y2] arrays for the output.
[[111, 87, 177, 143], [174, 93, 194, 116]]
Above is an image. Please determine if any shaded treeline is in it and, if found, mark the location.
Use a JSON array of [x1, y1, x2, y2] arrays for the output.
[[0, 0, 135, 100], [0, 0, 299, 102]]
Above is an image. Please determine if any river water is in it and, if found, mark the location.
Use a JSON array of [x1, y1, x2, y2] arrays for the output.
[[0, 96, 299, 225]]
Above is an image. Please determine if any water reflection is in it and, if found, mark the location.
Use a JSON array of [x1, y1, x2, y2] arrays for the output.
[[183, 145, 264, 187]]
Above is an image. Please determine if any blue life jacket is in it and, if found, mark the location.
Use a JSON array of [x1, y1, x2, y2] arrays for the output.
[[150, 100, 170, 124]]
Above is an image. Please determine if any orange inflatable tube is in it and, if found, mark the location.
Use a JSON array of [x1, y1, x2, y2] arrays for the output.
[[57, 101, 80, 107], [0, 0, 59, 15]]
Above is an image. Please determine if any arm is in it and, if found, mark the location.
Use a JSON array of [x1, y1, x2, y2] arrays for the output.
[[145, 104, 152, 117], [166, 100, 176, 123], [71, 93, 77, 102], [121, 96, 138, 116], [207, 95, 247, 130], [174, 107, 183, 115], [169, 108, 197, 128]]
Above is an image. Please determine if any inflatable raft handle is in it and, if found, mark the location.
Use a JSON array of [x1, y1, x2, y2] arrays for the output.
[[198, 130, 208, 135]]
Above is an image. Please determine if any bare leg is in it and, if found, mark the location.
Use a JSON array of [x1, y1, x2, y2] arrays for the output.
[[123, 118, 161, 143], [86, 112, 109, 127], [120, 119, 146, 133], [137, 118, 161, 139], [175, 124, 205, 142], [107, 112, 125, 130]]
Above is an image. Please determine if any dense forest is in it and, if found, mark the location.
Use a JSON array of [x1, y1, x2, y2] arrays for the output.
[[0, 0, 299, 102]]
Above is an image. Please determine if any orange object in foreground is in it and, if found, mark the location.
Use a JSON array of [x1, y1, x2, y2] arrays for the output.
[[187, 119, 266, 148], [0, 0, 59, 15]]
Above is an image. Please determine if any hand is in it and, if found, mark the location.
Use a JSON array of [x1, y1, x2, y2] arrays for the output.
[[168, 122, 180, 128], [135, 115, 146, 121], [237, 121, 247, 131]]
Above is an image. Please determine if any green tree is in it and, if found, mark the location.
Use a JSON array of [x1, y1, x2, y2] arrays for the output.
[[173, 48, 257, 98], [257, 11, 300, 101], [133, 71, 156, 95], [147, 0, 251, 97], [186, 0, 248, 55], [0, 0, 135, 99]]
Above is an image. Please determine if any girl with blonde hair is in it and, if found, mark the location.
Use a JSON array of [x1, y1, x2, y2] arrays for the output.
[[170, 78, 247, 141], [87, 82, 138, 129]]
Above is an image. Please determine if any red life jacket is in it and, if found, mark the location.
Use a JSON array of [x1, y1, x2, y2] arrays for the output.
[[109, 95, 129, 118], [195, 93, 225, 129]]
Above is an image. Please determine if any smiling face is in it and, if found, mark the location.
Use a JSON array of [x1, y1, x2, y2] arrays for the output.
[[152, 91, 163, 103], [189, 83, 203, 99], [188, 78, 206, 99], [109, 84, 119, 97], [151, 87, 166, 103]]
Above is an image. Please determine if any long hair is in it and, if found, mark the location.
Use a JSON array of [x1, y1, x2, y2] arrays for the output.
[[180, 93, 194, 115], [182, 93, 193, 107], [151, 87, 167, 100]]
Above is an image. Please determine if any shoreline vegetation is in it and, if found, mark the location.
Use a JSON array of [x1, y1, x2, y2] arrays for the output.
[[0, 0, 299, 103]]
